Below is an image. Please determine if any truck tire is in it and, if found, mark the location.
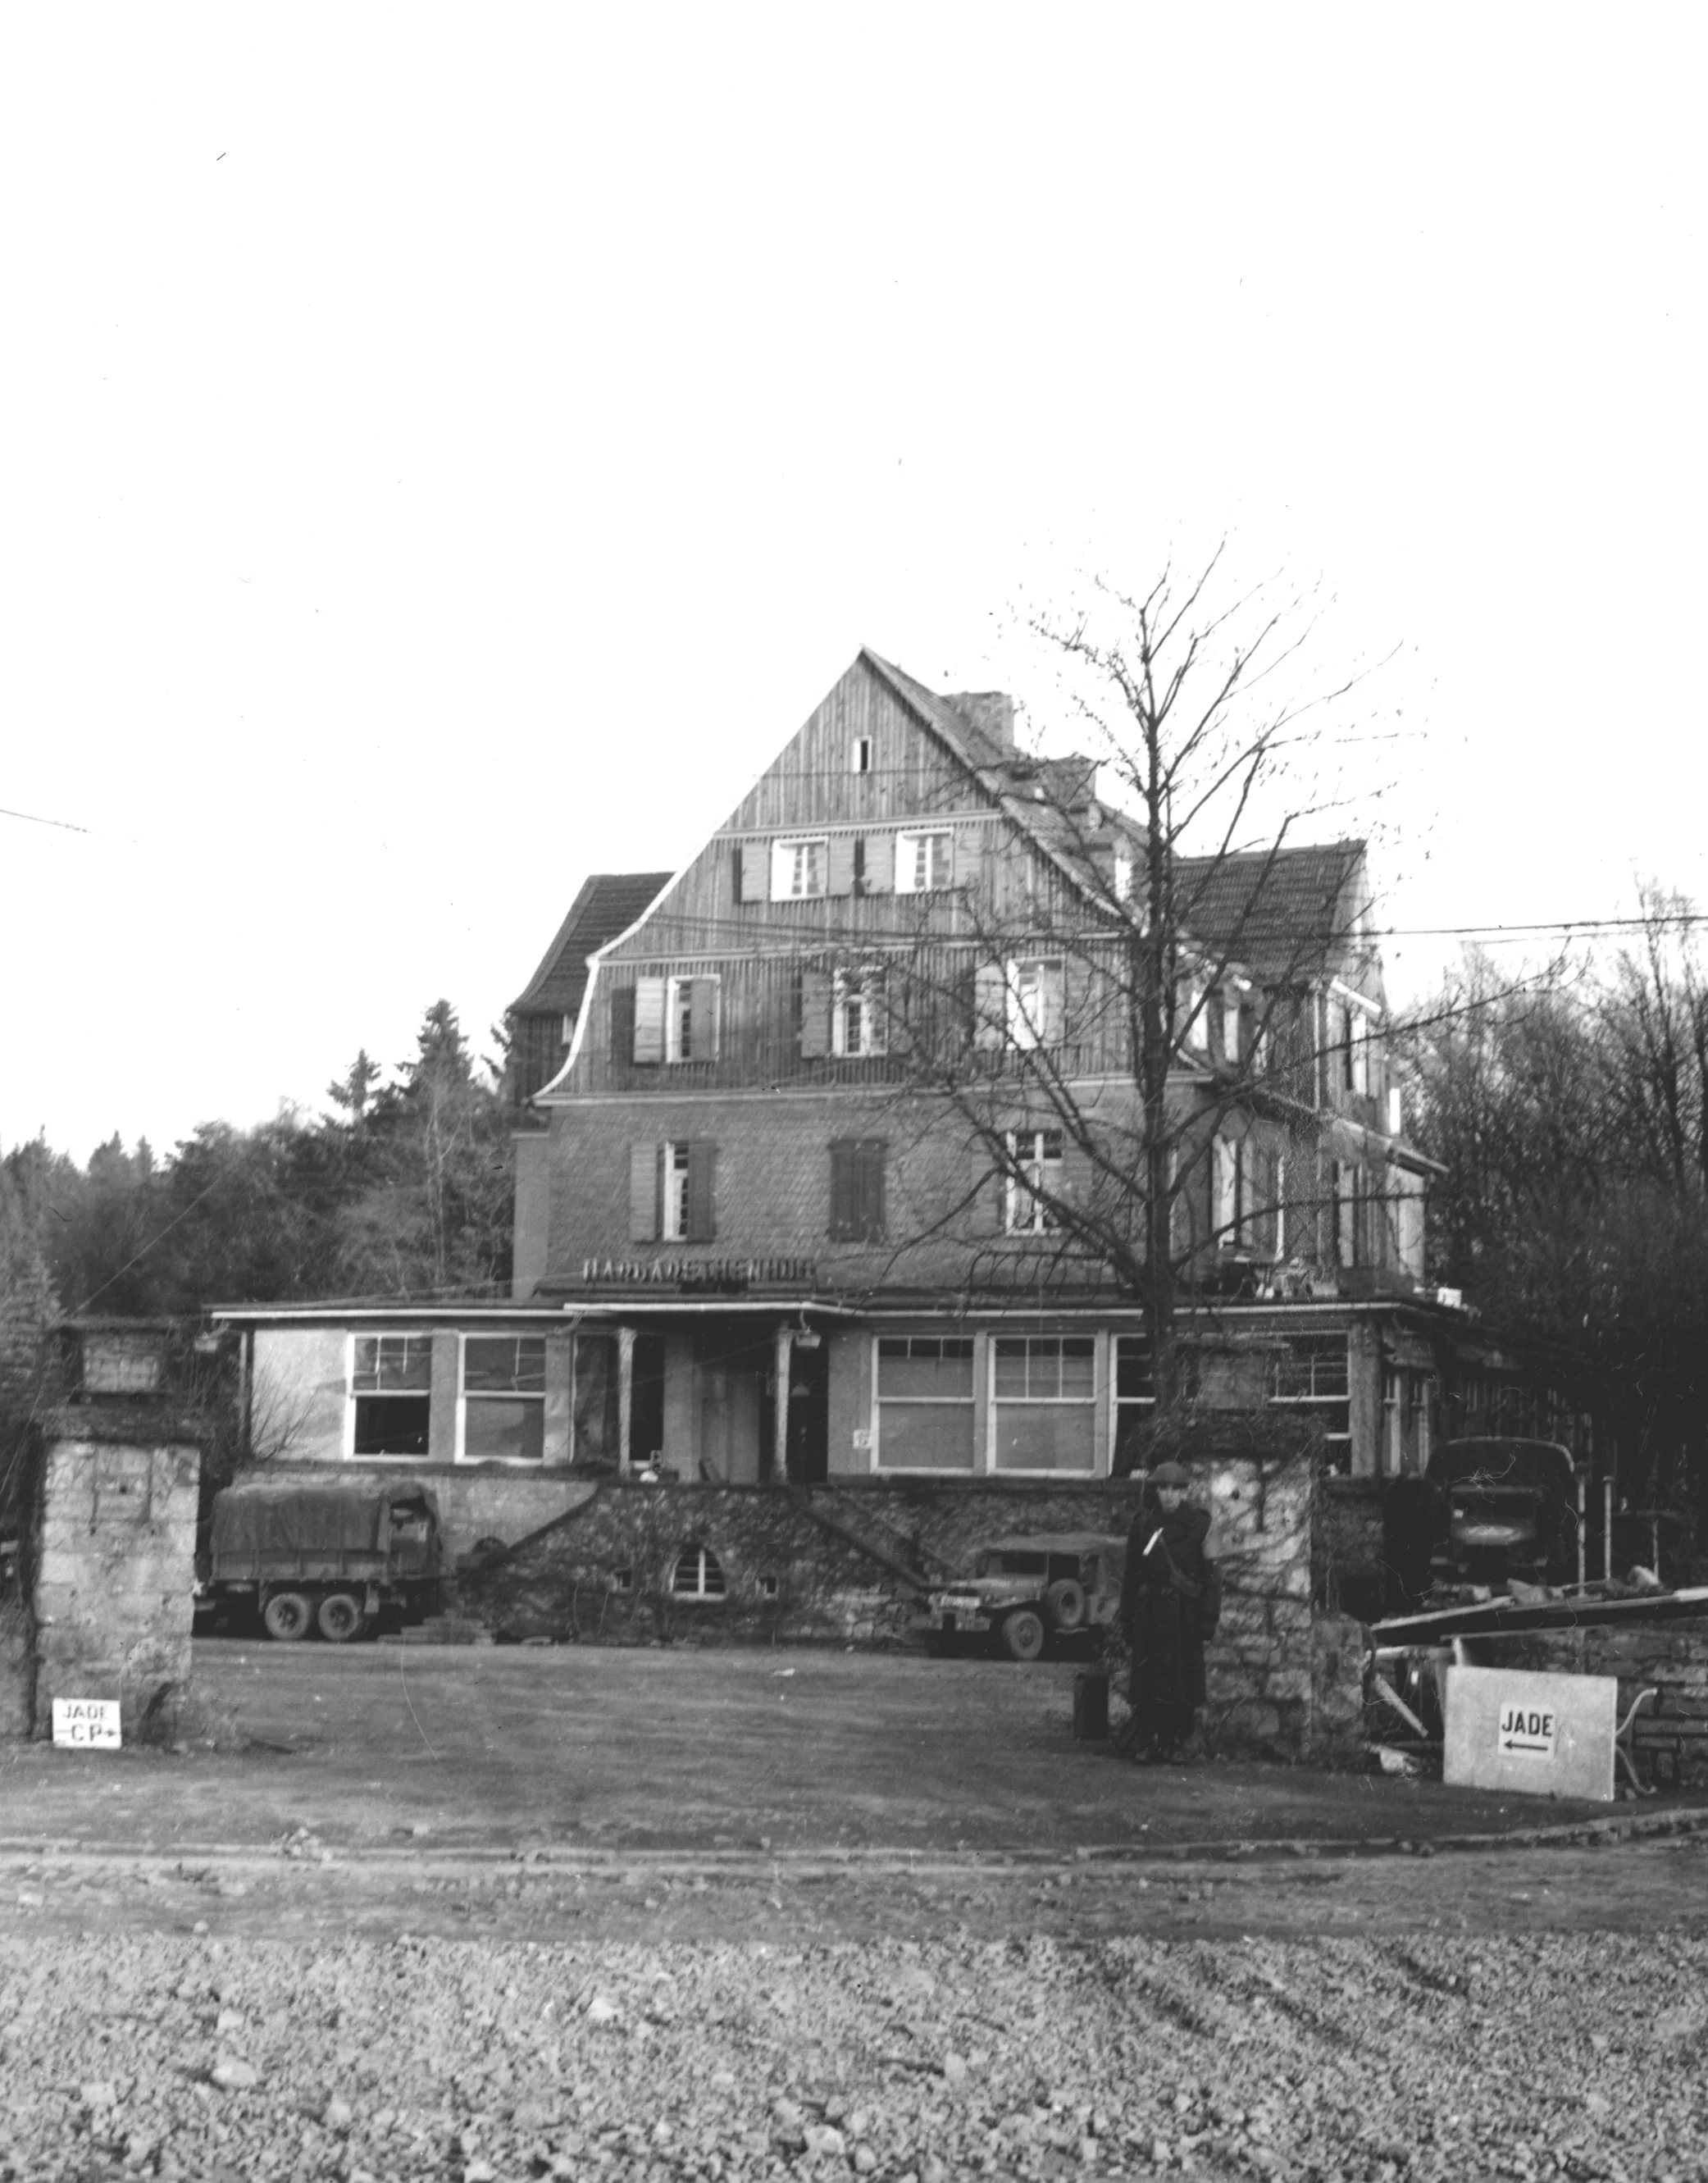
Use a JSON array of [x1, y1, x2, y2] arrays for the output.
[[317, 1592, 367, 1643], [262, 1590, 313, 1643], [1044, 1577, 1088, 1633], [999, 1608, 1046, 1662]]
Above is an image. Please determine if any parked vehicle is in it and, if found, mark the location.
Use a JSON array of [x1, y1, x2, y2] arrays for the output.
[[196, 1479, 442, 1642], [1423, 1438, 1578, 1588], [921, 1532, 1128, 1661]]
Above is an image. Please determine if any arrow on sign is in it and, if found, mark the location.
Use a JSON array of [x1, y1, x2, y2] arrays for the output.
[[1500, 1732, 1552, 1754]]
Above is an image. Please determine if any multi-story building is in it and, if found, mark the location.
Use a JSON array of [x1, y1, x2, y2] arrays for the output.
[[217, 648, 1569, 1545]]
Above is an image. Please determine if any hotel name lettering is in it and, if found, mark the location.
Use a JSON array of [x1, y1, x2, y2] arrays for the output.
[[581, 1257, 819, 1289]]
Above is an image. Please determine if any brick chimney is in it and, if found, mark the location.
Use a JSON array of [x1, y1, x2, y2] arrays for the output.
[[950, 691, 1015, 754]]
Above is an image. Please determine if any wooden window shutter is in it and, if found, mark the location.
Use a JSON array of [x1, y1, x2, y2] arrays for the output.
[[799, 968, 832, 1059], [739, 845, 769, 904], [828, 1140, 856, 1240], [973, 960, 1008, 1049], [689, 977, 720, 1061], [633, 978, 666, 1064], [858, 1139, 886, 1240], [629, 1143, 660, 1242], [610, 984, 636, 1067], [685, 1142, 717, 1243], [827, 835, 857, 898], [862, 832, 894, 894]]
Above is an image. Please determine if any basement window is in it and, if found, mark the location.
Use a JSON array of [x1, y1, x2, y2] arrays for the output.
[[758, 1574, 780, 1599], [609, 1566, 633, 1594], [672, 1543, 727, 1600]]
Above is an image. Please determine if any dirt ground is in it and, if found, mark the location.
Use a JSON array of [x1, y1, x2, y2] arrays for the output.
[[1, 1640, 1703, 1947]]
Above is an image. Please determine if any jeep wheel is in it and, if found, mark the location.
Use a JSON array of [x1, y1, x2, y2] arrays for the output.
[[317, 1591, 366, 1644], [1000, 1608, 1046, 1662], [1044, 1577, 1088, 1634], [262, 1590, 313, 1643]]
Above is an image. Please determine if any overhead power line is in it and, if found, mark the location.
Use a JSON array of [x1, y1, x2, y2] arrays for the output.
[[0, 803, 89, 836]]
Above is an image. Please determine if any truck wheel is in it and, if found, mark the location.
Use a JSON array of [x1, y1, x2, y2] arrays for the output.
[[262, 1590, 313, 1643], [1044, 1578, 1088, 1633], [1000, 1608, 1046, 1662], [317, 1592, 367, 1644]]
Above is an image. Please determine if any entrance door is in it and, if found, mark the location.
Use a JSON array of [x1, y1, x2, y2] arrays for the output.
[[785, 1338, 829, 1484]]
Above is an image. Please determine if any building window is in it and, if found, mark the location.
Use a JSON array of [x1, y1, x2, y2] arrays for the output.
[[460, 1336, 546, 1464], [1007, 958, 1064, 1048], [852, 736, 873, 775], [772, 836, 829, 900], [560, 1012, 574, 1046], [831, 968, 887, 1056], [895, 830, 954, 893], [1268, 1336, 1350, 1466], [991, 1337, 1096, 1473], [609, 1565, 633, 1593], [1113, 1335, 1155, 1474], [1004, 1130, 1063, 1233], [874, 1337, 975, 1472], [664, 975, 720, 1063], [630, 1141, 717, 1242], [351, 1334, 432, 1458], [830, 1139, 886, 1242], [673, 1543, 726, 1600]]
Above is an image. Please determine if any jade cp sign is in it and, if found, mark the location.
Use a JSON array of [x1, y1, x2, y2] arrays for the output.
[[1443, 1665, 1615, 1801], [52, 1698, 121, 1749]]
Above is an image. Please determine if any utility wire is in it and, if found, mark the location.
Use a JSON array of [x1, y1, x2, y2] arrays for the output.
[[0, 804, 89, 836]]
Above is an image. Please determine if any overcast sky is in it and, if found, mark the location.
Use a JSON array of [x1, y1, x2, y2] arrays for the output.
[[3, 7, 1703, 1160]]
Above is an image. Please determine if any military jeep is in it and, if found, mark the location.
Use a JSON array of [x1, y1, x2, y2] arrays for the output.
[[921, 1532, 1128, 1661]]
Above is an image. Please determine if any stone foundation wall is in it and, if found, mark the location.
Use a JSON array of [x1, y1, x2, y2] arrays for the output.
[[1468, 1623, 1708, 1789], [31, 1436, 201, 1742], [461, 1425, 1368, 1766]]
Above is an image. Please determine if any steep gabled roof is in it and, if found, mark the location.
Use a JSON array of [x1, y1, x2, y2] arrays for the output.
[[1173, 841, 1369, 982], [861, 648, 1145, 908], [510, 872, 673, 1020]]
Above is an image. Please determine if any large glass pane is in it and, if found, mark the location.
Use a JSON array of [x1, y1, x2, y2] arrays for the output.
[[353, 1335, 432, 1392], [353, 1393, 430, 1456], [465, 1397, 544, 1463], [877, 1401, 975, 1470], [993, 1403, 1095, 1472], [1059, 1338, 1095, 1399], [992, 1338, 1031, 1398], [465, 1337, 546, 1393], [877, 1339, 973, 1399]]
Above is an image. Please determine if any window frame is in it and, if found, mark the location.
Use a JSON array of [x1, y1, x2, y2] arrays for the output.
[[988, 1334, 1098, 1477], [672, 1542, 727, 1601], [456, 1331, 549, 1466], [661, 1141, 694, 1241], [851, 736, 873, 776], [663, 973, 719, 1064], [1006, 956, 1064, 1049], [831, 966, 887, 1057], [1004, 1128, 1063, 1235], [871, 1333, 977, 1475], [771, 835, 830, 900], [894, 828, 954, 894], [347, 1331, 434, 1462]]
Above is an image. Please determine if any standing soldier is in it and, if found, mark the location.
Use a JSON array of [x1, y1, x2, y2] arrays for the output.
[[1118, 1460, 1219, 1762]]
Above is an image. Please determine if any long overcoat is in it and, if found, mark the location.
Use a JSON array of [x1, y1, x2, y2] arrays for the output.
[[1120, 1501, 1214, 1711]]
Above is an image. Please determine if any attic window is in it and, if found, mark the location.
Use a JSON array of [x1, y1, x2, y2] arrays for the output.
[[673, 1543, 726, 1600], [852, 736, 873, 775], [560, 1013, 574, 1045]]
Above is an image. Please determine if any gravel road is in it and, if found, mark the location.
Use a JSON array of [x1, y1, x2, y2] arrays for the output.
[[3, 1921, 1702, 2181]]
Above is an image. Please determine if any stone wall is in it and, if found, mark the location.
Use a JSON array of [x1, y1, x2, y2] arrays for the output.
[[1468, 1622, 1708, 1789], [459, 1422, 1369, 1766], [31, 1433, 201, 1742]]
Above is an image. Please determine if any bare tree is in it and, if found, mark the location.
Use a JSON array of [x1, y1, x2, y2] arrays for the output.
[[881, 558, 1394, 1411]]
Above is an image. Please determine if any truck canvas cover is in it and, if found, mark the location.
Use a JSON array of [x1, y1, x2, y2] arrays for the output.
[[210, 1481, 439, 1567]]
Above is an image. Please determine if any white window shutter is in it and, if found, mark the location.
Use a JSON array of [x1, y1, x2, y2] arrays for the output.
[[633, 978, 666, 1064]]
